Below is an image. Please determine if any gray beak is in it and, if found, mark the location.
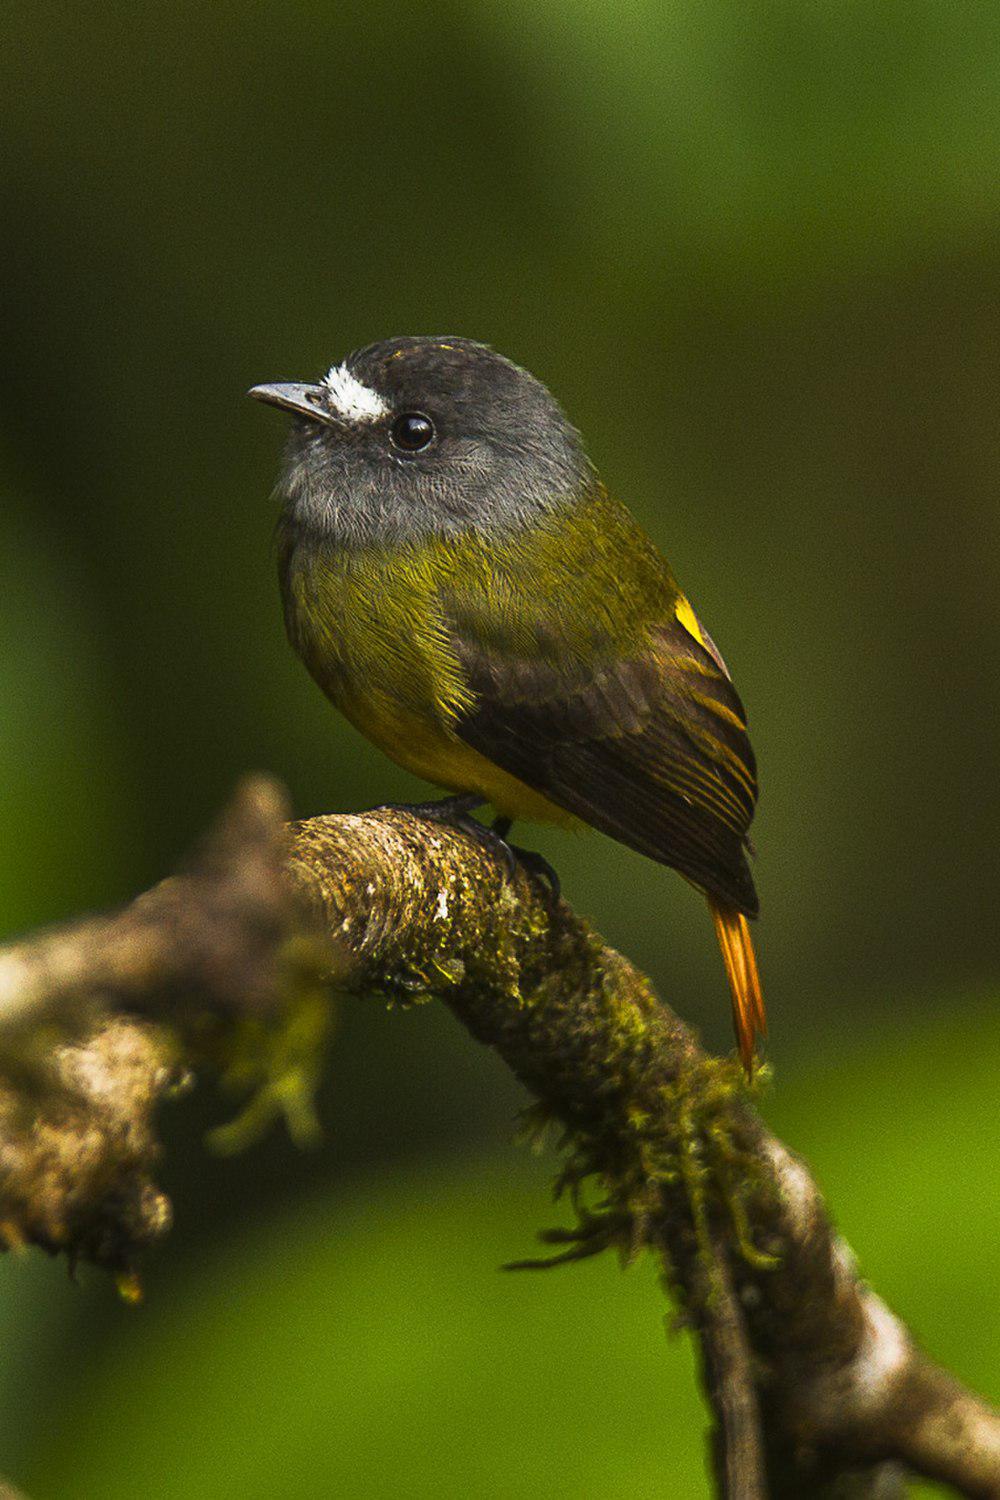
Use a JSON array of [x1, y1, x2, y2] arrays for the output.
[[248, 382, 331, 422]]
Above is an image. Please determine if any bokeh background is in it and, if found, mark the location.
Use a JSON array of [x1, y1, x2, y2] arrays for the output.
[[2, 2, 999, 1494]]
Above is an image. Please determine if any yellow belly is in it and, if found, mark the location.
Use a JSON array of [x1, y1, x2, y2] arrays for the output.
[[341, 691, 576, 826], [283, 534, 579, 826]]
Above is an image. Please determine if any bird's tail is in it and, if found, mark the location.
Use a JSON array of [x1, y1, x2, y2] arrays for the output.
[[708, 898, 766, 1076]]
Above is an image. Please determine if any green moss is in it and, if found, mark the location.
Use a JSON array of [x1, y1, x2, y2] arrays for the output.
[[202, 944, 336, 1155], [509, 1045, 777, 1296]]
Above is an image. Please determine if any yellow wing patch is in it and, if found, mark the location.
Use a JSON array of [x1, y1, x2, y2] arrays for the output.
[[673, 595, 736, 683], [675, 595, 708, 649]]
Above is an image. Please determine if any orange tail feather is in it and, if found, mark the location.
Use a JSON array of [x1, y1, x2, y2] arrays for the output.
[[709, 899, 766, 1076]]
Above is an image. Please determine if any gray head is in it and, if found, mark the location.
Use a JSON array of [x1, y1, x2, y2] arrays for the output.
[[250, 336, 593, 547]]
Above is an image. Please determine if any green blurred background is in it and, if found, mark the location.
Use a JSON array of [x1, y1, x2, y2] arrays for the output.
[[2, 1, 999, 1494]]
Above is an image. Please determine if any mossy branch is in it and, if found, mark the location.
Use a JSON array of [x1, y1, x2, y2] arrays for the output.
[[1, 776, 999, 1498]]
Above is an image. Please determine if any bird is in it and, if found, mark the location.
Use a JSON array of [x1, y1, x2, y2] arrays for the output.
[[250, 336, 764, 1071]]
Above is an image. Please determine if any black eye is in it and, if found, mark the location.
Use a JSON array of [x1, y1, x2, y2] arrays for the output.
[[390, 411, 435, 452]]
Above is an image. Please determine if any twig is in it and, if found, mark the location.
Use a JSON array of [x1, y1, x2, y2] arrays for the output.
[[689, 1230, 768, 1499]]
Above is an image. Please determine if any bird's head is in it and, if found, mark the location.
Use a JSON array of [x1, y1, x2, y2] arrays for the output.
[[250, 336, 591, 546]]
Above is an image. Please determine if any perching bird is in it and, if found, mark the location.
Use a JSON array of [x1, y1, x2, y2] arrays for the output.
[[251, 337, 764, 1069]]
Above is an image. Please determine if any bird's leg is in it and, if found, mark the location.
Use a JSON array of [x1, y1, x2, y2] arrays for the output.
[[381, 792, 484, 822], [372, 797, 560, 896], [490, 816, 562, 903], [375, 793, 518, 878]]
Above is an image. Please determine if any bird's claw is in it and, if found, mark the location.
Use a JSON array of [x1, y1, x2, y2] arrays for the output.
[[373, 795, 517, 878], [371, 797, 560, 901], [506, 845, 561, 903]]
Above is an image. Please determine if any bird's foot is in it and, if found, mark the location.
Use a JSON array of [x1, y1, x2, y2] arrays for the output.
[[491, 818, 562, 902], [377, 792, 484, 823], [371, 798, 561, 897], [374, 794, 518, 879]]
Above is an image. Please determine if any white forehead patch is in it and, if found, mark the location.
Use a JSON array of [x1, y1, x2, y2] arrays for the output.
[[323, 364, 389, 423]]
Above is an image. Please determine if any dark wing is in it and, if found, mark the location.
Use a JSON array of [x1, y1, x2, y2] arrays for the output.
[[445, 598, 759, 915]]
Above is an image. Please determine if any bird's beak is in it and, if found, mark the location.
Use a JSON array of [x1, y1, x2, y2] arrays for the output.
[[248, 382, 331, 423]]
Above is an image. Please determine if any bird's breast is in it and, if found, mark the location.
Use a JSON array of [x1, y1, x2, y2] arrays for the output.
[[279, 537, 573, 823], [282, 540, 469, 716]]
